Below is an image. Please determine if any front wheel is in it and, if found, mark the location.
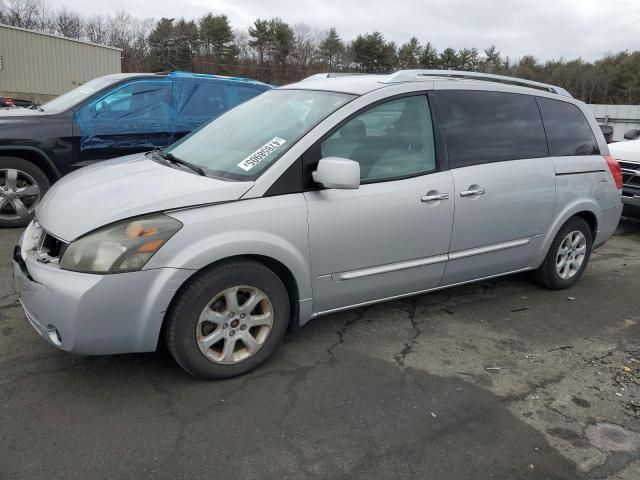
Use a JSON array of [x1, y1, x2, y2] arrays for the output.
[[533, 217, 593, 289], [0, 157, 50, 228], [165, 259, 290, 379]]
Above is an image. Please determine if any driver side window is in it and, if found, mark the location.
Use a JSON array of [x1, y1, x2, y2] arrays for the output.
[[81, 80, 173, 132], [320, 95, 436, 182]]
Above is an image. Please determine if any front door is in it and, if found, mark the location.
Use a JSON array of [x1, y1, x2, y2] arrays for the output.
[[304, 94, 455, 313]]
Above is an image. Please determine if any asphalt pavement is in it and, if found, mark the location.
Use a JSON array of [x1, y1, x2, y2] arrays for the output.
[[1, 221, 639, 479]]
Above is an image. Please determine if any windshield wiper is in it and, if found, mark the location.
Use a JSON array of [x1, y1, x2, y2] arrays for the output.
[[151, 148, 206, 177], [28, 103, 44, 112]]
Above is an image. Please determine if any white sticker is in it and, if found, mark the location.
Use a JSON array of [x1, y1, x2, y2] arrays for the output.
[[237, 137, 287, 171]]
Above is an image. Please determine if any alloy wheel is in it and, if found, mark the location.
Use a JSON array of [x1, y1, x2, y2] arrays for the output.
[[196, 285, 274, 365], [0, 168, 41, 221], [555, 230, 587, 280]]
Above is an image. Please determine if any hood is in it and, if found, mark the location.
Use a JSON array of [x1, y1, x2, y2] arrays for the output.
[[0, 107, 48, 121], [609, 139, 640, 163], [36, 154, 254, 241]]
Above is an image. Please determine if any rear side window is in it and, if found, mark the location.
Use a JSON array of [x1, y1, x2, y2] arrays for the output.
[[437, 90, 548, 168], [536, 97, 600, 156]]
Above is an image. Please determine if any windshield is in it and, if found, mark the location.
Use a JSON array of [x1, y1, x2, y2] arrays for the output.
[[41, 76, 126, 113], [167, 89, 355, 180]]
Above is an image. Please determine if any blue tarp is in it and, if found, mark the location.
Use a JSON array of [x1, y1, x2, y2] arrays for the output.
[[76, 73, 271, 151]]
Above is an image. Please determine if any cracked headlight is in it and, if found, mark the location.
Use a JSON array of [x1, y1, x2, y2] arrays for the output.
[[60, 215, 182, 273]]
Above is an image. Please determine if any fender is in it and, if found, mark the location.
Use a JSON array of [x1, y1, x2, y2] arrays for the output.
[[533, 198, 600, 267], [153, 232, 312, 299], [145, 196, 315, 322], [0, 145, 61, 179]]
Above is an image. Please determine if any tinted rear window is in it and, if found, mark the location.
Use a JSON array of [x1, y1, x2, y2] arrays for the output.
[[536, 97, 600, 156], [437, 90, 548, 168]]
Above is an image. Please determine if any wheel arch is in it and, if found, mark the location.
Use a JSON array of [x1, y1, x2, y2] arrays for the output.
[[535, 201, 600, 268], [157, 254, 304, 350], [573, 210, 598, 239], [0, 147, 61, 182]]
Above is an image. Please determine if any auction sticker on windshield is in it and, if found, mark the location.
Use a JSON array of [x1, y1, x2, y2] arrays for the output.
[[237, 137, 287, 171]]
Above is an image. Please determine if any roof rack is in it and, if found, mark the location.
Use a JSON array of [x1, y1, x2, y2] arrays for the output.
[[301, 72, 365, 82], [383, 69, 572, 97]]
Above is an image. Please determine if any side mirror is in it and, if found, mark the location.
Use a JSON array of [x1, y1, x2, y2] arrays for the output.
[[624, 129, 640, 141], [312, 157, 360, 190]]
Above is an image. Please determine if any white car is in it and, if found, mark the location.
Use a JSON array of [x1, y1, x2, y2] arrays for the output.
[[608, 133, 640, 217]]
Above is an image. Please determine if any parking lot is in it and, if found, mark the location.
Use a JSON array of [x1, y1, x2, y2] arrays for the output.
[[0, 221, 639, 479]]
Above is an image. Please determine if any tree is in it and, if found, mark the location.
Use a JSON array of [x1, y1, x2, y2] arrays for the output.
[[291, 23, 320, 68], [84, 14, 108, 44], [512, 54, 542, 81], [352, 32, 396, 73], [54, 6, 82, 39], [233, 29, 253, 63], [172, 18, 199, 69], [319, 27, 344, 70], [481, 45, 502, 72], [458, 47, 480, 71], [269, 18, 294, 65], [199, 13, 236, 63], [0, 0, 44, 30], [3, 1, 640, 103], [398, 37, 421, 69], [419, 42, 439, 68], [439, 47, 459, 70], [147, 17, 179, 71], [248, 19, 271, 65]]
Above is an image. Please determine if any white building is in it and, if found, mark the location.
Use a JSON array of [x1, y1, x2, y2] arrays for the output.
[[587, 104, 640, 142], [0, 24, 121, 103]]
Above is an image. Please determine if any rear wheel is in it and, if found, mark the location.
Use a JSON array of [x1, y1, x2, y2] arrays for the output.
[[0, 157, 50, 228], [533, 217, 593, 289], [165, 259, 290, 379]]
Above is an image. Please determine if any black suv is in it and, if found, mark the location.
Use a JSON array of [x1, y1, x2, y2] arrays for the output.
[[0, 72, 271, 227]]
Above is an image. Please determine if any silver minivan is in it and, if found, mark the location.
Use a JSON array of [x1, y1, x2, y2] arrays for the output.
[[13, 70, 623, 378]]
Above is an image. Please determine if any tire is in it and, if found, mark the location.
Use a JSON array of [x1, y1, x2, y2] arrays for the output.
[[165, 259, 290, 379], [0, 157, 50, 228], [533, 217, 593, 290]]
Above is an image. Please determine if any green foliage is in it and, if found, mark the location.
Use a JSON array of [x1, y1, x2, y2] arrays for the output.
[[199, 13, 237, 63], [438, 48, 459, 70], [419, 42, 439, 69], [320, 27, 344, 70], [7, 1, 640, 103], [248, 17, 294, 65], [352, 32, 397, 72], [398, 37, 421, 69]]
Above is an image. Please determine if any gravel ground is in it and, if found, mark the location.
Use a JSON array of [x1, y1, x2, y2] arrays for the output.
[[0, 220, 639, 479]]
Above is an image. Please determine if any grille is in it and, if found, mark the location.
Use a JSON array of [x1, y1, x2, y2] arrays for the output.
[[619, 161, 640, 187], [40, 232, 67, 259], [31, 223, 68, 263]]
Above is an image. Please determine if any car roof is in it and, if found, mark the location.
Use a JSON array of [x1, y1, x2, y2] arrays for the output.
[[283, 74, 390, 95], [282, 70, 572, 99], [101, 72, 272, 88]]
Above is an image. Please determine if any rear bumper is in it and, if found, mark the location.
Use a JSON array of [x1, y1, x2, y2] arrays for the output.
[[13, 242, 194, 355]]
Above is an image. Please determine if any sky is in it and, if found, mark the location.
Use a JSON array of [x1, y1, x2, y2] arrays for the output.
[[50, 0, 640, 61]]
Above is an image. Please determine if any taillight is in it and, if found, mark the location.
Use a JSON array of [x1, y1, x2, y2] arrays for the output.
[[5, 98, 13, 106], [604, 155, 623, 190]]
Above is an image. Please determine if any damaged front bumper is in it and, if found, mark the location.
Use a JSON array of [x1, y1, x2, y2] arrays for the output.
[[12, 224, 194, 355]]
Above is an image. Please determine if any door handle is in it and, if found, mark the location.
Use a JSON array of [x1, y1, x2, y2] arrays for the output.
[[421, 193, 449, 202], [460, 188, 486, 197]]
